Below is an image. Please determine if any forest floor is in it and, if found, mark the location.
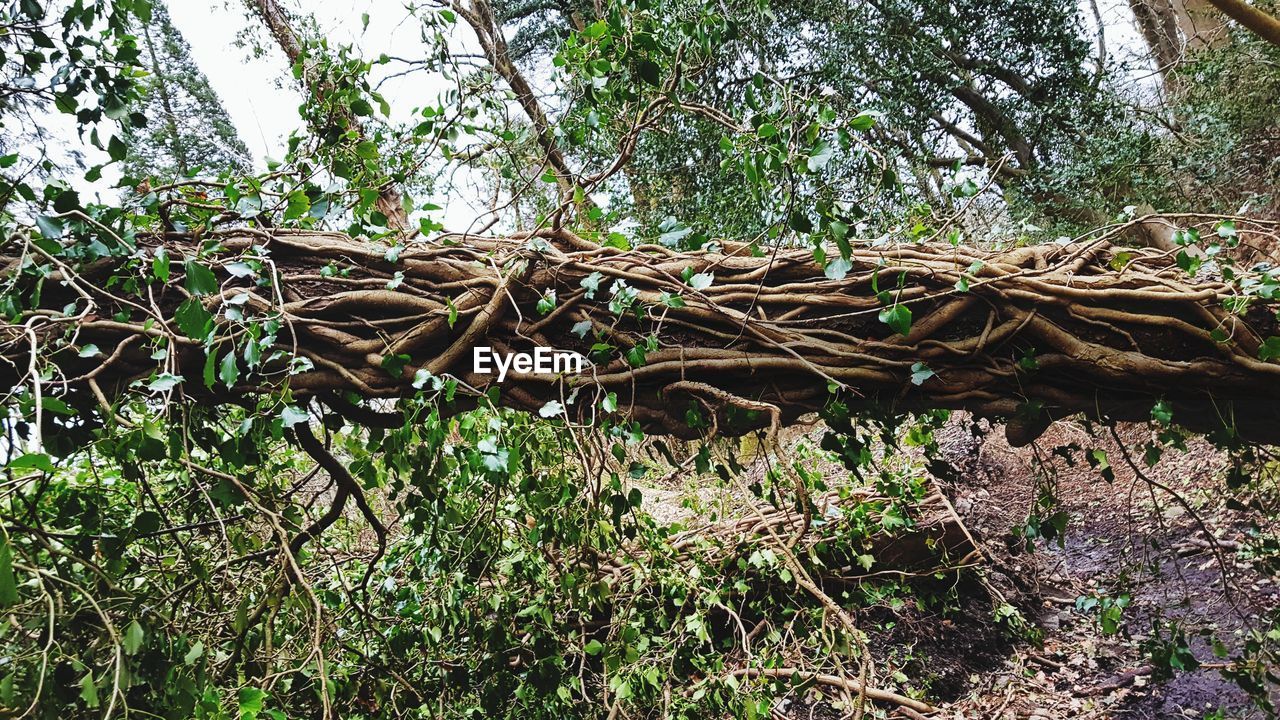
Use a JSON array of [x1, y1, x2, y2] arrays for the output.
[[635, 414, 1280, 719], [907, 418, 1280, 719]]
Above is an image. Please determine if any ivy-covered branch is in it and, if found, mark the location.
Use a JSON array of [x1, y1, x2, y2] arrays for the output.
[[6, 216, 1280, 445]]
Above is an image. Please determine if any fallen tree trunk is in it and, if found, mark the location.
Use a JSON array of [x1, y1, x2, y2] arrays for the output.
[[6, 224, 1280, 443]]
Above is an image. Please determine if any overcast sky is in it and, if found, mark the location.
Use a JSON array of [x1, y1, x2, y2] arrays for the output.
[[166, 2, 301, 165]]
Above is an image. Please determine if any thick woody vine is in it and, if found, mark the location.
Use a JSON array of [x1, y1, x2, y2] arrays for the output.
[[8, 214, 1280, 445]]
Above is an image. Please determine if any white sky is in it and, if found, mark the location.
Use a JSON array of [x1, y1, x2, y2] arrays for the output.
[[167, 2, 302, 165]]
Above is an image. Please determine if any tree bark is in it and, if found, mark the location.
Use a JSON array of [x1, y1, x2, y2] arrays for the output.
[[451, 0, 590, 212], [1174, 0, 1230, 49], [1203, 0, 1280, 48], [10, 226, 1280, 445], [1129, 0, 1185, 81]]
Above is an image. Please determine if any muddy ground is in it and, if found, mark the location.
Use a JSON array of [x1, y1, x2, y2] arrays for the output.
[[899, 417, 1280, 719]]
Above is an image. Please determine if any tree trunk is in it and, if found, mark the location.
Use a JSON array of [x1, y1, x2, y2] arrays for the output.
[[452, 0, 594, 216], [1129, 0, 1185, 82], [1174, 0, 1230, 49], [10, 226, 1280, 445], [1203, 0, 1280, 48]]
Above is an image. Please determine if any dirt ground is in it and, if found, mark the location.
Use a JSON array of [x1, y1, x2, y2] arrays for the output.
[[913, 417, 1280, 719]]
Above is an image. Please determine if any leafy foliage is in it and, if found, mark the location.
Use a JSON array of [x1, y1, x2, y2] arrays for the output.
[[1, 0, 1279, 718]]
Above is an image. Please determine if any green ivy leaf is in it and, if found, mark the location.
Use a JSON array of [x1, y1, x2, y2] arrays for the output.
[[174, 298, 213, 341], [220, 352, 239, 389], [580, 271, 604, 299], [830, 219, 851, 259], [1176, 250, 1202, 277], [1259, 337, 1280, 361], [103, 94, 128, 120], [878, 304, 912, 336], [536, 290, 557, 315], [806, 140, 834, 172], [1087, 448, 1115, 483], [238, 688, 266, 720], [107, 134, 127, 162], [134, 511, 161, 535], [0, 534, 20, 608], [280, 405, 309, 428], [637, 59, 661, 86], [381, 353, 411, 377], [1151, 400, 1173, 425], [34, 215, 63, 239], [412, 368, 436, 390], [787, 210, 813, 234], [184, 261, 218, 296], [122, 620, 145, 655], [284, 192, 311, 220], [41, 396, 74, 416], [824, 258, 852, 281], [658, 222, 692, 247], [153, 247, 170, 282], [909, 362, 934, 386], [148, 373, 184, 392], [80, 672, 99, 709], [625, 345, 646, 367], [6, 453, 53, 472], [849, 111, 876, 131], [1109, 251, 1133, 271], [687, 272, 714, 291], [202, 350, 217, 388]]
